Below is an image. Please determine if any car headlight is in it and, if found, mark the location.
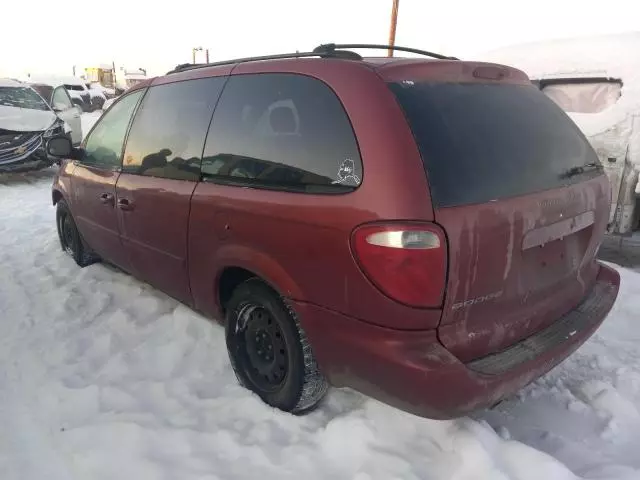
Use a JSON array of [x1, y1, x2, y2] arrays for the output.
[[44, 120, 66, 138]]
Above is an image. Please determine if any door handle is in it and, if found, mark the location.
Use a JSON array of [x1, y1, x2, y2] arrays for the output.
[[99, 193, 114, 205], [117, 198, 134, 211]]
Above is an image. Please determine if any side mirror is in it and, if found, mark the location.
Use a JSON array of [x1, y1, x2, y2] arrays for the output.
[[52, 103, 67, 113], [47, 136, 73, 157]]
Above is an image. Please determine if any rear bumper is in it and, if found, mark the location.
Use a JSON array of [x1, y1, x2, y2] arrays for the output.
[[294, 263, 620, 419]]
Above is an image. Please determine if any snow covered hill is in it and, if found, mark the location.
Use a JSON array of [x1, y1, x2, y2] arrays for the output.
[[0, 164, 639, 480]]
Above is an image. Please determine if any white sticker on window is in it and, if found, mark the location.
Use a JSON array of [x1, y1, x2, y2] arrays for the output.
[[332, 159, 361, 186]]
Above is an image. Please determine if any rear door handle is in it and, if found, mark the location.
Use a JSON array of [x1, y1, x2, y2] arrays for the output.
[[99, 193, 114, 205], [117, 198, 134, 211]]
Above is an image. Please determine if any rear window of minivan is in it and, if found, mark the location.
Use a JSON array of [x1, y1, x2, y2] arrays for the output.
[[389, 82, 601, 208]]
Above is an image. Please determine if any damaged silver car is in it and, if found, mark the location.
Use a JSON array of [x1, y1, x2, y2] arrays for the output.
[[0, 78, 75, 173]]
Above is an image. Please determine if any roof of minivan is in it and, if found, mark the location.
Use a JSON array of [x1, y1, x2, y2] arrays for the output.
[[156, 56, 529, 87]]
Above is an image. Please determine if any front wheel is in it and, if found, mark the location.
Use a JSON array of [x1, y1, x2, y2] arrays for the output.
[[225, 279, 328, 413], [56, 200, 99, 267]]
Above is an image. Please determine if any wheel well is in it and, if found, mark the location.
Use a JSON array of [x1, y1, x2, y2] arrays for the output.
[[218, 267, 256, 313], [52, 189, 63, 206]]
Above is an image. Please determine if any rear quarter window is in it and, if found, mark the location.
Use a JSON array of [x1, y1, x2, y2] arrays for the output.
[[389, 82, 601, 207], [202, 73, 362, 193]]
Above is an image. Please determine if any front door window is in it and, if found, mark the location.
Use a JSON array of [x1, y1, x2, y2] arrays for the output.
[[83, 90, 144, 169]]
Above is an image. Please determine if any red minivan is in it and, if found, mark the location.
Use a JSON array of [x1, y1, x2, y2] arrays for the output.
[[48, 44, 620, 419]]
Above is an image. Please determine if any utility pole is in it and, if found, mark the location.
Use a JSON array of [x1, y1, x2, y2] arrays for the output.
[[192, 46, 203, 64], [388, 0, 400, 57]]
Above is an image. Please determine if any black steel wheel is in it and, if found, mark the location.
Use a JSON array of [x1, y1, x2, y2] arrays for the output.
[[226, 279, 328, 413], [56, 200, 99, 267], [236, 304, 289, 392]]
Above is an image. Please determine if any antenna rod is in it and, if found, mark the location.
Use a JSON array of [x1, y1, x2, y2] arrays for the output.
[[388, 0, 400, 57]]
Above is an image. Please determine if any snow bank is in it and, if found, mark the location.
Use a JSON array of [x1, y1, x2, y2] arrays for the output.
[[87, 89, 105, 101], [480, 32, 640, 87], [0, 161, 639, 479]]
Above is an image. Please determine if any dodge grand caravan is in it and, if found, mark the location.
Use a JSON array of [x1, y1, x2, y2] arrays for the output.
[[48, 44, 620, 419]]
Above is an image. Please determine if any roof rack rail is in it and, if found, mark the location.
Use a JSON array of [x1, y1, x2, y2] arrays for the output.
[[313, 43, 458, 60], [166, 49, 363, 75], [165, 43, 456, 75]]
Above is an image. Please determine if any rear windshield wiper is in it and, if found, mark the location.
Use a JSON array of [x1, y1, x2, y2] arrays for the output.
[[560, 162, 603, 179]]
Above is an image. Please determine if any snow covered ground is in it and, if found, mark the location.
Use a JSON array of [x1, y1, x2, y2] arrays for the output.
[[0, 113, 639, 479]]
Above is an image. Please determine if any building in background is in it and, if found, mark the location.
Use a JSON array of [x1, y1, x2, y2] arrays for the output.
[[85, 65, 116, 89]]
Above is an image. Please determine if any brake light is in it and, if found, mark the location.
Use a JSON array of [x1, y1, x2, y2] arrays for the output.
[[473, 65, 509, 81], [351, 223, 447, 308]]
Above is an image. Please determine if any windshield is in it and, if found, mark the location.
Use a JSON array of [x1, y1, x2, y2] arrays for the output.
[[0, 86, 50, 111], [389, 82, 601, 207]]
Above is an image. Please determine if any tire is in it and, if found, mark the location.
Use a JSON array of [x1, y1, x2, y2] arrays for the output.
[[226, 279, 328, 413], [93, 96, 105, 111], [56, 200, 99, 267]]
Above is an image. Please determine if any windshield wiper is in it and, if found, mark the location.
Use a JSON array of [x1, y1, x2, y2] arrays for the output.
[[561, 162, 603, 179]]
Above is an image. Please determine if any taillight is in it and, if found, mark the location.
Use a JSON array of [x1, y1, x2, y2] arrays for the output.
[[351, 223, 447, 308]]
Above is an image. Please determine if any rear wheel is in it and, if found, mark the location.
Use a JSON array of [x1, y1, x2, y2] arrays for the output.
[[56, 200, 99, 267], [225, 279, 328, 413]]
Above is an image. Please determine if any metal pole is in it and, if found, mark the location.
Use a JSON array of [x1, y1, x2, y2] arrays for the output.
[[192, 48, 196, 64], [205, 49, 209, 63], [388, 0, 400, 57]]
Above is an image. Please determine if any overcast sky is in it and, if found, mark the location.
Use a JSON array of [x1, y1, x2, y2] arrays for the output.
[[1, 0, 637, 78]]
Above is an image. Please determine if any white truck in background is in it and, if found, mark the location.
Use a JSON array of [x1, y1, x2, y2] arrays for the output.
[[483, 32, 640, 236]]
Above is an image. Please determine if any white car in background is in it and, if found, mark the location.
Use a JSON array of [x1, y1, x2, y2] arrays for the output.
[[84, 82, 108, 110], [88, 82, 115, 98], [484, 32, 640, 235], [29, 75, 95, 112], [28, 81, 83, 145]]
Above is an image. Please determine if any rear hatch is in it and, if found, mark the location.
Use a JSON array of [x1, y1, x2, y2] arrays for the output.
[[384, 62, 611, 361]]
